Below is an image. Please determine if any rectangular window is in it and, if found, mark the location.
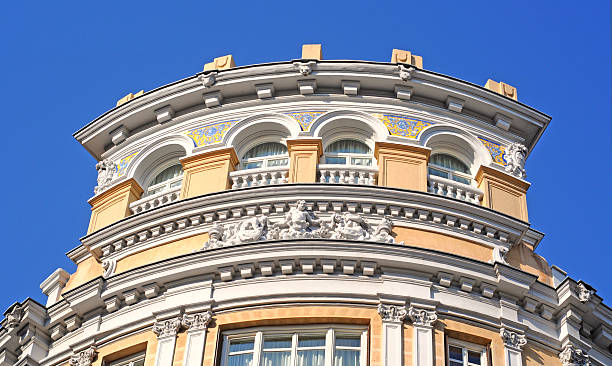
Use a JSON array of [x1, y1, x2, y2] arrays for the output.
[[222, 326, 367, 366], [447, 339, 487, 366], [106, 352, 145, 366]]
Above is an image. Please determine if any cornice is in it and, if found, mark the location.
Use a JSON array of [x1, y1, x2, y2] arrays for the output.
[[73, 61, 550, 160]]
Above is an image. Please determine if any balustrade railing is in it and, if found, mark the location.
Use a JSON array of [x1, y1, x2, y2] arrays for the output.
[[427, 175, 483, 204], [129, 186, 181, 215], [230, 166, 289, 189], [318, 165, 378, 185]]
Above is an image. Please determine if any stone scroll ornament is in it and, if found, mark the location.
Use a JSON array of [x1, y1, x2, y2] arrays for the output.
[[69, 346, 97, 366], [407, 306, 437, 327], [500, 328, 527, 351], [93, 159, 116, 195], [182, 311, 213, 331], [377, 304, 408, 323], [504, 142, 527, 179], [152, 318, 182, 338], [202, 200, 403, 250]]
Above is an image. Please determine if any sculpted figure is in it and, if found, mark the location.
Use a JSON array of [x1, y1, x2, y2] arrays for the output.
[[276, 200, 320, 239], [373, 217, 402, 244], [504, 142, 527, 179], [94, 159, 115, 194], [203, 223, 225, 249], [332, 213, 370, 241], [226, 216, 268, 245]]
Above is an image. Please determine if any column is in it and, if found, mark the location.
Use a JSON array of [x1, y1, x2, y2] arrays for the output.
[[88, 178, 143, 234], [374, 142, 430, 191], [377, 303, 407, 366], [499, 328, 526, 366], [180, 148, 238, 198], [153, 317, 182, 366], [286, 138, 322, 183], [181, 311, 213, 366], [475, 166, 529, 221], [407, 306, 437, 366]]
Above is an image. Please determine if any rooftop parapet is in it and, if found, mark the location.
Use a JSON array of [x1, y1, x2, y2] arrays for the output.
[[391, 48, 423, 68], [484, 79, 518, 100]]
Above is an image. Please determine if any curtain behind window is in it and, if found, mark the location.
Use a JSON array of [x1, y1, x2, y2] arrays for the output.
[[325, 140, 371, 154], [430, 154, 470, 174], [243, 142, 287, 159]]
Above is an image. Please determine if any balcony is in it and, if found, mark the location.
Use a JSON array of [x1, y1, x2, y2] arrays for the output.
[[229, 166, 289, 189], [318, 164, 378, 185], [427, 175, 483, 205], [129, 186, 181, 215]]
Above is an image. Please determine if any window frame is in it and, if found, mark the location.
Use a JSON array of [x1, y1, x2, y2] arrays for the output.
[[428, 154, 473, 186], [105, 351, 146, 366], [446, 338, 488, 366], [323, 139, 374, 167], [240, 142, 289, 171], [220, 324, 368, 366]]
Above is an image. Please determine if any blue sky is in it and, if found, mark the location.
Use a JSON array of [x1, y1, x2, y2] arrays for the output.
[[0, 2, 609, 312]]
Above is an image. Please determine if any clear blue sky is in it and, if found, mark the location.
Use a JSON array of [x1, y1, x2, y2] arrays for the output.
[[0, 2, 609, 312]]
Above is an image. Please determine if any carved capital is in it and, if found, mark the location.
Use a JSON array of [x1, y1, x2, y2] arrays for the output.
[[182, 311, 212, 331], [152, 317, 182, 338], [500, 328, 527, 351], [69, 346, 97, 366], [576, 283, 594, 304], [407, 306, 437, 327], [559, 344, 590, 366], [377, 303, 407, 323]]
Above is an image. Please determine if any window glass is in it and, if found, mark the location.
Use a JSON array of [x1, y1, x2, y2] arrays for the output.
[[325, 140, 371, 154], [107, 352, 146, 366], [151, 164, 183, 186], [447, 341, 485, 366], [430, 154, 469, 174], [243, 143, 288, 159]]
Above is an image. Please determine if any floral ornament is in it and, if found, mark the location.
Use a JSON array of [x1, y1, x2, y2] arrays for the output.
[[185, 120, 238, 147], [372, 113, 433, 139], [478, 137, 507, 165], [115, 152, 139, 177], [285, 111, 325, 131]]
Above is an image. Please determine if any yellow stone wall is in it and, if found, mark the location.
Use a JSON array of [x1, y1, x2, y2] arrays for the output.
[[88, 179, 143, 234], [523, 343, 562, 366], [476, 166, 530, 222], [62, 256, 103, 293], [506, 242, 554, 286], [180, 148, 238, 198], [287, 139, 323, 183], [115, 233, 209, 274], [374, 142, 430, 192]]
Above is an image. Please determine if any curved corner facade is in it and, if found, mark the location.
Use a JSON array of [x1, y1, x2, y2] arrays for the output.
[[1, 46, 610, 366]]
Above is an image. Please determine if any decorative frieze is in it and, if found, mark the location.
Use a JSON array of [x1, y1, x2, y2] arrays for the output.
[[559, 344, 590, 366], [499, 328, 527, 351], [407, 306, 437, 327], [182, 311, 212, 331], [69, 346, 97, 366], [153, 318, 182, 338], [377, 304, 407, 323]]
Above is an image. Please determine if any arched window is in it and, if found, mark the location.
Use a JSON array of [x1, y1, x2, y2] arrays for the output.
[[146, 163, 183, 196], [428, 153, 471, 185], [324, 139, 372, 166], [241, 142, 288, 170]]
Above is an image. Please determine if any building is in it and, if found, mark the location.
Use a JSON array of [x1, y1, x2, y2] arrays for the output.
[[1, 44, 610, 366]]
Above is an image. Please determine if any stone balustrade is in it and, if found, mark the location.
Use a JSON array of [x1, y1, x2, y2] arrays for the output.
[[318, 165, 378, 185], [428, 175, 483, 204], [129, 186, 181, 215], [229, 166, 289, 189]]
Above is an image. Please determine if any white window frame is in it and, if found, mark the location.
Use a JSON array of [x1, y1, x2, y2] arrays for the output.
[[447, 338, 487, 366], [323, 139, 374, 167], [106, 351, 146, 366], [240, 143, 289, 171], [145, 161, 183, 197], [220, 325, 368, 366]]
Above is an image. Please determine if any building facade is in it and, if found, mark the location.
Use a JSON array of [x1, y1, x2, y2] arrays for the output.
[[1, 45, 610, 366]]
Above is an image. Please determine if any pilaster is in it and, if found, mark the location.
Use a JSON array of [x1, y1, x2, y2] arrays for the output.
[[500, 328, 526, 366], [87, 178, 143, 234], [152, 317, 182, 366], [181, 311, 213, 366], [286, 138, 323, 183], [407, 306, 437, 366], [374, 142, 430, 191], [475, 165, 530, 221], [180, 148, 238, 198], [377, 303, 407, 366]]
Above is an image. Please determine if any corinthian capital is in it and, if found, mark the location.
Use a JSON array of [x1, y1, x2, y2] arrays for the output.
[[69, 346, 97, 366], [500, 328, 527, 351], [182, 311, 213, 331], [377, 303, 407, 322], [407, 306, 437, 327], [559, 344, 591, 366], [152, 317, 182, 338]]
